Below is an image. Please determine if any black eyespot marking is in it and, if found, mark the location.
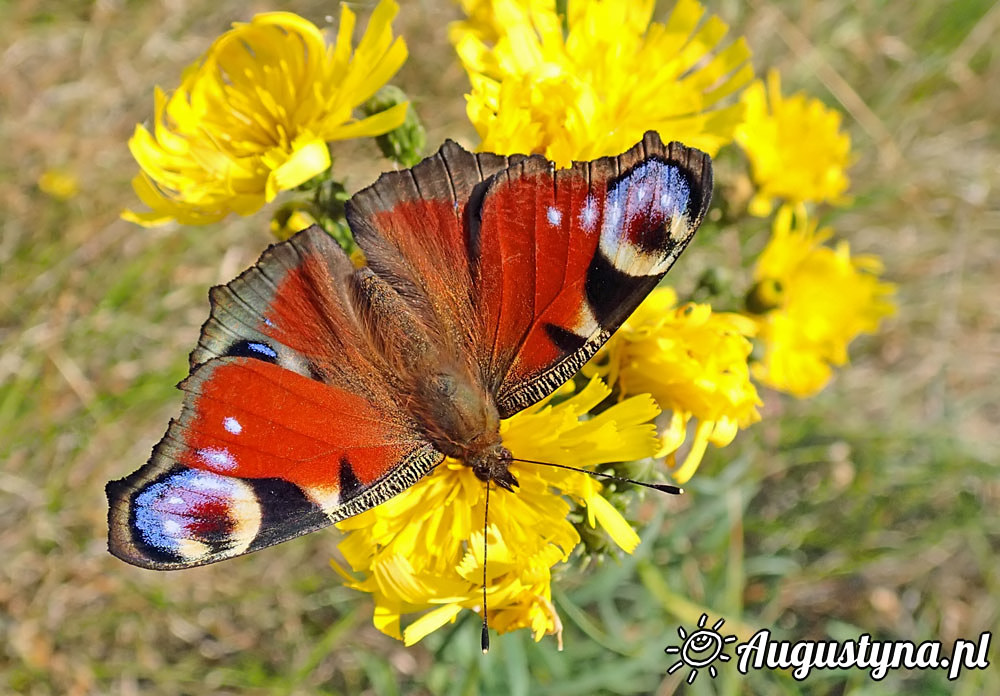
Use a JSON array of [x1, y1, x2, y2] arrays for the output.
[[339, 456, 364, 502], [246, 477, 328, 552], [585, 252, 657, 330], [544, 323, 587, 354]]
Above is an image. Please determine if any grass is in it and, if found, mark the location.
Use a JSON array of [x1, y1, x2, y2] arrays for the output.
[[1, 0, 998, 694]]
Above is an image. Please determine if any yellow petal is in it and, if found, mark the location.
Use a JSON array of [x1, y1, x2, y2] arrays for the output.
[[263, 137, 331, 201], [403, 605, 464, 646], [323, 100, 410, 142], [586, 494, 641, 553], [672, 419, 714, 484], [373, 602, 404, 640]]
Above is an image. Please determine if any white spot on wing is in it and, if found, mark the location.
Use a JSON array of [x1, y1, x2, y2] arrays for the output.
[[177, 539, 212, 559], [223, 416, 243, 435], [579, 195, 599, 231], [599, 194, 627, 261], [669, 212, 692, 242], [197, 447, 237, 472], [546, 206, 562, 226], [606, 199, 623, 228], [301, 484, 341, 510], [187, 472, 229, 491]]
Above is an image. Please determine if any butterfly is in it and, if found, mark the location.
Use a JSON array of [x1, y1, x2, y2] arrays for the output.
[[106, 130, 712, 571]]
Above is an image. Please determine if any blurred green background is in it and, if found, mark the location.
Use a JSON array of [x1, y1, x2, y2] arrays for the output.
[[1, 0, 997, 694]]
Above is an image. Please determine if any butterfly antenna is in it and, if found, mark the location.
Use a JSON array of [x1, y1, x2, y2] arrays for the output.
[[481, 482, 491, 654], [509, 458, 683, 495]]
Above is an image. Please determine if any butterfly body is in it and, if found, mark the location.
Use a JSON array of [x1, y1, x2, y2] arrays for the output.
[[350, 240, 514, 487], [107, 132, 711, 570]]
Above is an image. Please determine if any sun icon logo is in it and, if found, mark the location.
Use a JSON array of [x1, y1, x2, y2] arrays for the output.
[[664, 613, 739, 684]]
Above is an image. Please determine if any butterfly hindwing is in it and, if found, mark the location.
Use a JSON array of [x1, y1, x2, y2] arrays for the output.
[[190, 225, 378, 391]]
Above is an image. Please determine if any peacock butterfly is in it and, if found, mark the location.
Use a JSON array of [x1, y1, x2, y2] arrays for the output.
[[106, 131, 712, 571]]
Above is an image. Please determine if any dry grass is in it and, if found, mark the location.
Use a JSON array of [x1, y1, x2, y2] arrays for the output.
[[1, 1, 997, 694]]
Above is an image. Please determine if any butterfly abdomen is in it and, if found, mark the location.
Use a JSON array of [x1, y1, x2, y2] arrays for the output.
[[410, 365, 516, 490]]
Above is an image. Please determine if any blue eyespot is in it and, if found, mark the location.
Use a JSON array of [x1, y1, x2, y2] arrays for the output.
[[225, 339, 279, 363], [247, 342, 277, 358]]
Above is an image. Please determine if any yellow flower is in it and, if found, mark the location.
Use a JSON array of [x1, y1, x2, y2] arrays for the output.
[[332, 377, 660, 646], [736, 70, 852, 216], [454, 0, 753, 166], [450, 0, 551, 44], [586, 287, 761, 484], [37, 169, 79, 200], [749, 205, 896, 397], [269, 202, 319, 241], [124, 2, 409, 226]]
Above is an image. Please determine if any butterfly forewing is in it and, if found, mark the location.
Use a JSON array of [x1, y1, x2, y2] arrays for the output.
[[107, 227, 444, 569]]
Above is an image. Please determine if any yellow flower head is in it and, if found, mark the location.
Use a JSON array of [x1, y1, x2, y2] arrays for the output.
[[124, 2, 409, 226], [749, 205, 896, 397], [454, 0, 753, 166], [37, 169, 80, 200], [333, 377, 660, 646], [586, 287, 761, 484], [736, 70, 852, 216], [451, 0, 554, 44]]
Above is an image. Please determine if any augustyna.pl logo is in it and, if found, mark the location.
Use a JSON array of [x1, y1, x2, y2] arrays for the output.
[[664, 614, 992, 682], [664, 613, 739, 683]]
